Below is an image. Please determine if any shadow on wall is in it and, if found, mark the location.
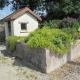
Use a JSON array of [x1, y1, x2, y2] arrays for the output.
[[0, 25, 5, 41], [0, 49, 41, 72]]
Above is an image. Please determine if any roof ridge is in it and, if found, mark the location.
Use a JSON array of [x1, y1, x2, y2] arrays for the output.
[[2, 7, 28, 20], [2, 7, 42, 21]]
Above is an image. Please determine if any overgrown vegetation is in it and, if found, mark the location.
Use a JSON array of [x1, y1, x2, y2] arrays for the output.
[[62, 28, 78, 39], [7, 27, 72, 55], [7, 17, 80, 55], [43, 20, 62, 29], [44, 17, 80, 29], [24, 27, 72, 55], [7, 36, 24, 51], [1, 0, 80, 21], [44, 17, 80, 40]]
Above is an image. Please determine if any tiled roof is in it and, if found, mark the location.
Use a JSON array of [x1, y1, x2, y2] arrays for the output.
[[2, 7, 42, 21]]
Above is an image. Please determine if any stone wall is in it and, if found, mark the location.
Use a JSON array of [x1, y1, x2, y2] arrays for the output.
[[7, 41, 80, 73]]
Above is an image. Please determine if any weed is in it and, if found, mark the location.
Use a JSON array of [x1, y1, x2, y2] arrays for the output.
[[23, 71, 27, 75], [26, 75, 29, 79]]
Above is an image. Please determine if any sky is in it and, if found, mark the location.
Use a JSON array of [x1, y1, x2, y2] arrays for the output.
[[0, 3, 46, 19], [0, 4, 13, 19]]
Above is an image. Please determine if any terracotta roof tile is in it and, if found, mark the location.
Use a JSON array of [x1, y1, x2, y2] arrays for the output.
[[2, 7, 42, 21]]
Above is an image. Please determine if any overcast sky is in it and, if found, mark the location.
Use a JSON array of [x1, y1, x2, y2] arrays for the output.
[[0, 4, 13, 19]]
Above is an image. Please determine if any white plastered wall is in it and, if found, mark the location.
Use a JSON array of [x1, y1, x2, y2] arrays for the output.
[[4, 22, 9, 38], [4, 21, 14, 38], [13, 12, 38, 36], [11, 21, 14, 36]]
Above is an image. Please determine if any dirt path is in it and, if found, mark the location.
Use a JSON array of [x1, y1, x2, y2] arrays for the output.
[[0, 45, 48, 80], [0, 44, 80, 80]]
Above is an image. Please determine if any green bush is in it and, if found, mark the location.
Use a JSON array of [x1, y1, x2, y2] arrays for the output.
[[43, 18, 80, 30], [78, 16, 80, 23], [73, 22, 80, 30], [24, 28, 40, 43], [44, 20, 62, 29], [62, 27, 80, 40], [75, 33, 80, 39], [7, 36, 24, 51], [25, 26, 72, 55], [62, 28, 78, 39], [60, 17, 80, 29]]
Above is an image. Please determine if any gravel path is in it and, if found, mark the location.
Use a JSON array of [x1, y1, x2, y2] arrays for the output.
[[0, 45, 48, 80], [0, 44, 80, 80], [48, 57, 80, 80]]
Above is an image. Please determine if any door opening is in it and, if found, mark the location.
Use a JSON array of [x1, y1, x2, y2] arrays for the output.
[[8, 21, 11, 36]]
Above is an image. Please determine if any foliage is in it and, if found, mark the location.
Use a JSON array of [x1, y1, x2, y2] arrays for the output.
[[60, 17, 79, 29], [75, 33, 80, 39], [0, 0, 9, 9], [44, 20, 62, 29], [62, 28, 78, 39], [45, 0, 80, 20], [1, 0, 80, 22], [78, 27, 80, 33], [25, 27, 72, 55], [43, 17, 80, 30], [7, 36, 24, 51], [1, 0, 80, 21], [11, 0, 41, 11], [78, 16, 80, 23]]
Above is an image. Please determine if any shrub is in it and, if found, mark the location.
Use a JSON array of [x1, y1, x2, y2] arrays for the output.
[[78, 16, 80, 23], [60, 17, 79, 29], [75, 33, 80, 39], [62, 27, 80, 40], [25, 26, 72, 55], [73, 22, 80, 30], [44, 20, 62, 29], [62, 28, 78, 39], [7, 36, 24, 51], [43, 17, 80, 30], [24, 28, 41, 43]]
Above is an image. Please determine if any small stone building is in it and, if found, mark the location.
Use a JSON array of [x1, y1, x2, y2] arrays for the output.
[[2, 7, 42, 38]]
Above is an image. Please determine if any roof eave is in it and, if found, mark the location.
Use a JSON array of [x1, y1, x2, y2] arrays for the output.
[[2, 18, 14, 22], [2, 7, 42, 22]]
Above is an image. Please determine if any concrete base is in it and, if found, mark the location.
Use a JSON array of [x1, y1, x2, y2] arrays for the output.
[[7, 41, 80, 73]]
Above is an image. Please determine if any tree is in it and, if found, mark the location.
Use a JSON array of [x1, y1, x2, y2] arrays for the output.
[[44, 0, 80, 20], [0, 0, 9, 9], [11, 0, 41, 11], [1, 0, 80, 21]]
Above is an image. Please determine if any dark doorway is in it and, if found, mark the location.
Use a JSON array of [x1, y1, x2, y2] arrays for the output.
[[8, 21, 11, 36]]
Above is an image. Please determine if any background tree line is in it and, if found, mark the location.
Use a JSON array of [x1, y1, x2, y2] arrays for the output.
[[0, 0, 80, 21]]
